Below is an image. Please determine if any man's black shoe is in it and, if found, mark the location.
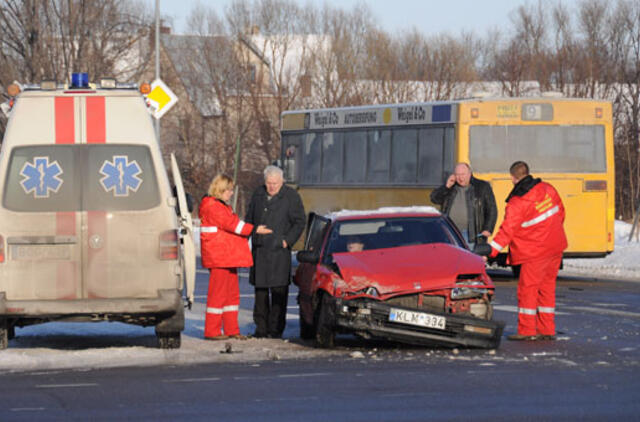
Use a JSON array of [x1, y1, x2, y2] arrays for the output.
[[253, 332, 267, 338]]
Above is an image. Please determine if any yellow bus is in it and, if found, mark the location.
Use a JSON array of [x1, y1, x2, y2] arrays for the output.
[[280, 97, 615, 260]]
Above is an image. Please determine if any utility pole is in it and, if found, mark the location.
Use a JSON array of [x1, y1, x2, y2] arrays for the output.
[[232, 136, 241, 212], [154, 0, 160, 142]]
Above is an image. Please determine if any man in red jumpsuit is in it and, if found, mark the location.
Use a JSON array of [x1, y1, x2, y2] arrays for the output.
[[489, 161, 567, 341]]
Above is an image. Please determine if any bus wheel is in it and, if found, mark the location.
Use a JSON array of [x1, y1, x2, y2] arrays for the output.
[[511, 265, 521, 279], [157, 332, 181, 349]]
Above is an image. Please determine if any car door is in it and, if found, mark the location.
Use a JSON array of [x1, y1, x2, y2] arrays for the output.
[[295, 213, 330, 323]]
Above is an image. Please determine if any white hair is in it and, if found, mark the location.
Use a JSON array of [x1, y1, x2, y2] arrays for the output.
[[263, 165, 283, 180]]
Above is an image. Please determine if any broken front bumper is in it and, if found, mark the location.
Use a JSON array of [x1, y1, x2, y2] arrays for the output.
[[333, 297, 505, 349]]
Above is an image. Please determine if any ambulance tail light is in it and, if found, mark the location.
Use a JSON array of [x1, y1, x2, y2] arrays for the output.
[[159, 230, 179, 260], [0, 235, 4, 263]]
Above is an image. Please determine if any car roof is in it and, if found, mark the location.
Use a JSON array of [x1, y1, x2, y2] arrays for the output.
[[326, 206, 441, 222]]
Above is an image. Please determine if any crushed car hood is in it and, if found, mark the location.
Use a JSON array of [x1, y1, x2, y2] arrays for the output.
[[332, 243, 486, 295]]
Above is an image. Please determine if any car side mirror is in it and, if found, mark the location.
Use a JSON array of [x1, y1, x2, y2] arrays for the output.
[[296, 250, 319, 264], [473, 243, 492, 257]]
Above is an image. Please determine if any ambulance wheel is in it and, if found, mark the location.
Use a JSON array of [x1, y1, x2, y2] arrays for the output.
[[314, 293, 335, 348], [157, 332, 181, 349], [0, 320, 8, 350]]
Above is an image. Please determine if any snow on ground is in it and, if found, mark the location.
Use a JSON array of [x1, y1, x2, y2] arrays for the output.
[[0, 302, 341, 374], [562, 220, 640, 280]]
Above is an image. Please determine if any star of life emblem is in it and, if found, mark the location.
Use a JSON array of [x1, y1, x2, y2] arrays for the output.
[[20, 156, 64, 198], [99, 155, 143, 197]]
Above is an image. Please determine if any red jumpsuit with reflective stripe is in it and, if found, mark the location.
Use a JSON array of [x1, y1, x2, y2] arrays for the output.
[[490, 179, 567, 336], [199, 197, 254, 337]]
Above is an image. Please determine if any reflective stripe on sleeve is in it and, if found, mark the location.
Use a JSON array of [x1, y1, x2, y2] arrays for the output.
[[223, 305, 239, 312], [518, 307, 537, 315], [206, 307, 223, 314], [521, 205, 559, 228], [538, 306, 555, 314], [201, 226, 218, 233], [234, 221, 245, 235], [490, 240, 503, 251]]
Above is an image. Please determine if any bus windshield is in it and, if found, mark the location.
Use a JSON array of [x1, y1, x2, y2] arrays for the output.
[[469, 125, 606, 173]]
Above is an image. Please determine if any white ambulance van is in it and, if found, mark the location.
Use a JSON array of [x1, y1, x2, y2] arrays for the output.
[[0, 73, 195, 349]]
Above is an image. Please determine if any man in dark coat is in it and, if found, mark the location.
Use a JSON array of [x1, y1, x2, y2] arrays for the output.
[[430, 162, 498, 246], [245, 165, 305, 338]]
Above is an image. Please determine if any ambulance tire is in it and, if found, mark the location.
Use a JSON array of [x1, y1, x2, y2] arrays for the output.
[[0, 319, 8, 350], [157, 332, 181, 349], [314, 292, 335, 348]]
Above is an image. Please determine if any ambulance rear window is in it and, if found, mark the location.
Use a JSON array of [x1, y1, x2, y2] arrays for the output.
[[3, 145, 160, 212]]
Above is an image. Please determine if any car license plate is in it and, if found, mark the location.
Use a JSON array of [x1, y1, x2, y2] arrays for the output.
[[388, 308, 446, 330]]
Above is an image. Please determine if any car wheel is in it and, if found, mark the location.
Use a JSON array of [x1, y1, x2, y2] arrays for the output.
[[0, 319, 8, 350], [314, 293, 335, 348], [157, 332, 181, 349], [511, 265, 521, 279], [7, 324, 15, 340]]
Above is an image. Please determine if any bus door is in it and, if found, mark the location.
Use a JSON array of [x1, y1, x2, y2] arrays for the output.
[[546, 177, 607, 254]]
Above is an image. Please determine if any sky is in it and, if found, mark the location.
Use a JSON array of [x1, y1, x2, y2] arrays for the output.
[[156, 0, 582, 37]]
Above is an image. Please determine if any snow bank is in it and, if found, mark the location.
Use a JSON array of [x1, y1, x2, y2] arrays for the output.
[[562, 220, 640, 279]]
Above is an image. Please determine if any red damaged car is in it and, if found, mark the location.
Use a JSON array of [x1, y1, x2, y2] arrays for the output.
[[294, 207, 504, 349]]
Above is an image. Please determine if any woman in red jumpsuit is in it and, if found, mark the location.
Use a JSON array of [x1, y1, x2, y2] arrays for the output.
[[199, 174, 271, 340]]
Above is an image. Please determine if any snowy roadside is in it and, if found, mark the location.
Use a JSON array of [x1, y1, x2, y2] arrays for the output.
[[561, 220, 640, 281], [0, 301, 343, 374]]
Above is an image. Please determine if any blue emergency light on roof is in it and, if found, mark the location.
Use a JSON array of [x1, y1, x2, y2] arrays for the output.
[[71, 72, 89, 88]]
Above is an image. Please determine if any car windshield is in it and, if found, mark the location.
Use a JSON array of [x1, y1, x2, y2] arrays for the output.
[[325, 216, 463, 257]]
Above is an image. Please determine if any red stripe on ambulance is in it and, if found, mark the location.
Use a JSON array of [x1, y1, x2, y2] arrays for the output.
[[86, 96, 108, 298], [55, 97, 77, 299]]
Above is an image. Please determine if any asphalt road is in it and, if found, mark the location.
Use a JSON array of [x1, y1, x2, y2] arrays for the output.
[[0, 268, 638, 421]]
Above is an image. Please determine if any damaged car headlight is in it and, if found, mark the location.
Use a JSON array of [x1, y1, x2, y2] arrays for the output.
[[450, 286, 488, 300], [354, 286, 380, 297]]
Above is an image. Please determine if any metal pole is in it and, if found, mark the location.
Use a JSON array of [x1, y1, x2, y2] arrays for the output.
[[154, 0, 160, 142], [232, 136, 241, 211]]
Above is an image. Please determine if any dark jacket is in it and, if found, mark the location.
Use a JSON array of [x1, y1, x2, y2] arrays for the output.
[[430, 176, 498, 241], [245, 184, 305, 287]]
